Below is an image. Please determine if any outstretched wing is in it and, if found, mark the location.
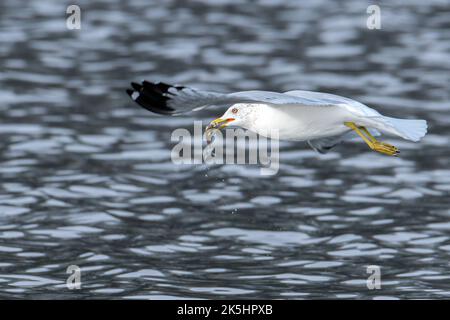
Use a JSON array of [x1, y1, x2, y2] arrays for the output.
[[126, 81, 337, 116], [284, 90, 380, 117], [126, 81, 234, 115]]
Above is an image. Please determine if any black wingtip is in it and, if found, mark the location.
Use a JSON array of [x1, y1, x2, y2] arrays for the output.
[[126, 81, 178, 115], [131, 82, 142, 91]]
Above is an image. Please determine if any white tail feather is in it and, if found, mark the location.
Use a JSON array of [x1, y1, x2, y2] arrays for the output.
[[374, 117, 428, 142]]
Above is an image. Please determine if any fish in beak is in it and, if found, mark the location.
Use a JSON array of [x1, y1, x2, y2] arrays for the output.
[[205, 118, 235, 144]]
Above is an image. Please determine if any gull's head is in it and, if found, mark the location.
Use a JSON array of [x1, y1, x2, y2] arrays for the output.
[[206, 104, 256, 132]]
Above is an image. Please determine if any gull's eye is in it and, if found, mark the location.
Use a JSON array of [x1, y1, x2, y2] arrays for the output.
[[231, 108, 238, 114]]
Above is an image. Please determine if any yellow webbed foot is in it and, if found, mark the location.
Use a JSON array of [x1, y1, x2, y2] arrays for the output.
[[345, 122, 400, 156], [370, 141, 399, 156]]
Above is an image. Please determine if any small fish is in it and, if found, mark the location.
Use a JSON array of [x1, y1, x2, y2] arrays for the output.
[[205, 118, 232, 144], [205, 127, 219, 145]]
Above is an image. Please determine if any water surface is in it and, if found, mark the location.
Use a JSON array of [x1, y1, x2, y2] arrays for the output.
[[0, 0, 449, 299]]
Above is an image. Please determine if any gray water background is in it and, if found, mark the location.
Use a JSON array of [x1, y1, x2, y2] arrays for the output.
[[0, 0, 449, 299]]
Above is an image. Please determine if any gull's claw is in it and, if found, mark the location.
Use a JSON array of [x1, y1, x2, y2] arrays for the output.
[[345, 122, 400, 157], [371, 141, 400, 156]]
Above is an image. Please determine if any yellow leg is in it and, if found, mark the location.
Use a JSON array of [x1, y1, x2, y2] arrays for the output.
[[359, 127, 377, 142], [344, 122, 399, 156]]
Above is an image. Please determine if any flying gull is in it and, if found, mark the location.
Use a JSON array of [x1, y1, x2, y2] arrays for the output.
[[126, 81, 427, 156]]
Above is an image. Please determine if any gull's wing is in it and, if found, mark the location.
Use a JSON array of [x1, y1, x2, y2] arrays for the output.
[[127, 81, 234, 115], [284, 90, 381, 117], [126, 81, 337, 116]]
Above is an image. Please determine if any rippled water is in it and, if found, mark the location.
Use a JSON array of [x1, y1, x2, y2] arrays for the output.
[[0, 0, 449, 299]]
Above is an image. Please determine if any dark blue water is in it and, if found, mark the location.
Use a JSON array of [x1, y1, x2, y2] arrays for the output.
[[0, 0, 449, 299]]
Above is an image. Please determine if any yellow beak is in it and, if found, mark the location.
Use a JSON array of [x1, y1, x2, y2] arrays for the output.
[[206, 117, 235, 131]]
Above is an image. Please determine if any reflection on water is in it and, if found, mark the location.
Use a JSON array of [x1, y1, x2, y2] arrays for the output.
[[0, 0, 449, 299]]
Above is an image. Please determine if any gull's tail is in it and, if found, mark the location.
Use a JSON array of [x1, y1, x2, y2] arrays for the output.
[[370, 116, 428, 142]]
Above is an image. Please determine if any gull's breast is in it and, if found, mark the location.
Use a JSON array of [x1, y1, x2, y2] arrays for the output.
[[252, 104, 353, 141]]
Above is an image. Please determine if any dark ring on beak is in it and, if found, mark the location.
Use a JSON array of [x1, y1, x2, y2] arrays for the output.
[[206, 118, 235, 131]]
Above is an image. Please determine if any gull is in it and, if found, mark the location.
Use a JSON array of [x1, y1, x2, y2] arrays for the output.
[[126, 81, 427, 156]]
